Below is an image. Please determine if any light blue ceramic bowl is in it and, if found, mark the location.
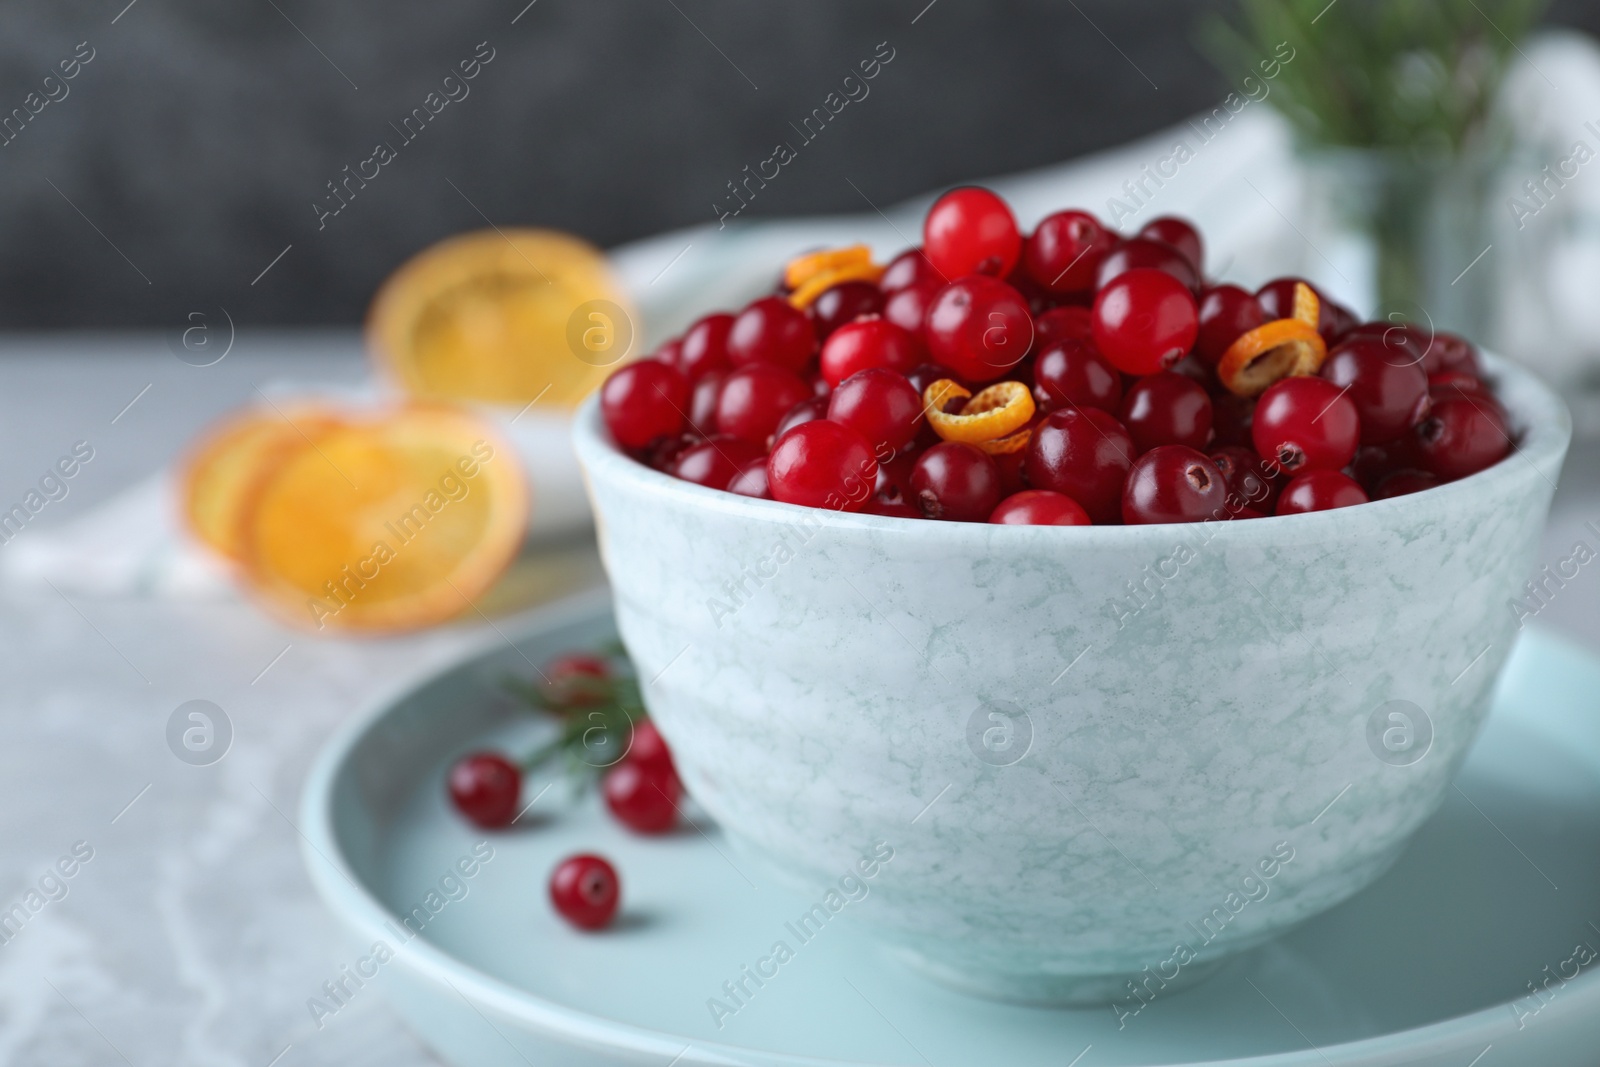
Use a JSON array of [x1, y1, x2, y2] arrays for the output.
[[573, 353, 1569, 1005]]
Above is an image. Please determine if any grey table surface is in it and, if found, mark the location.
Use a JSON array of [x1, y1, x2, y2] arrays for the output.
[[0, 331, 1597, 1067]]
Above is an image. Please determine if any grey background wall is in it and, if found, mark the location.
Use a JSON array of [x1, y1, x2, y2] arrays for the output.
[[2, 0, 1597, 329]]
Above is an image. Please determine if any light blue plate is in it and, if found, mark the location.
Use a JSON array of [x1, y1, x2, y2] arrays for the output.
[[301, 590, 1600, 1066]]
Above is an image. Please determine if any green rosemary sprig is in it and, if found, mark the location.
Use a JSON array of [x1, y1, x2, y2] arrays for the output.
[[503, 645, 647, 789]]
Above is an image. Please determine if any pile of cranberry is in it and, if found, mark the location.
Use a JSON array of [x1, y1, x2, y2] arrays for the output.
[[447, 651, 682, 930], [601, 187, 1511, 524]]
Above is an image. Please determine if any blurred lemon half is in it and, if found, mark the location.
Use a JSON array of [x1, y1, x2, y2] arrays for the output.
[[368, 228, 635, 407]]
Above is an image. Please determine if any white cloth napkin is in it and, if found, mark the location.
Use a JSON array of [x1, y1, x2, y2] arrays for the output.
[[10, 30, 1599, 601]]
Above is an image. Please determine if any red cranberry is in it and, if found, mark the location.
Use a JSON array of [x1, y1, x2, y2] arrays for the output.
[[727, 296, 816, 372], [827, 368, 924, 454], [1320, 339, 1430, 444], [774, 395, 829, 441], [1428, 370, 1491, 401], [989, 489, 1090, 525], [1426, 332, 1481, 376], [1412, 394, 1509, 480], [627, 719, 675, 771], [644, 432, 700, 472], [1209, 445, 1280, 513], [1024, 210, 1114, 293], [1252, 376, 1360, 474], [715, 364, 812, 446], [1118, 371, 1213, 452], [1138, 216, 1203, 271], [883, 280, 940, 341], [671, 436, 765, 490], [1034, 306, 1094, 348], [882, 247, 939, 291], [1196, 284, 1266, 366], [911, 442, 1002, 521], [542, 652, 610, 706], [1024, 407, 1135, 524], [1033, 338, 1123, 413], [688, 372, 722, 435], [923, 276, 1034, 382], [653, 337, 683, 368], [727, 459, 771, 498], [810, 281, 883, 339], [1095, 238, 1200, 291], [602, 759, 681, 834], [906, 362, 963, 397], [601, 361, 688, 450], [1122, 445, 1227, 524], [678, 312, 734, 380], [1349, 443, 1397, 491], [1338, 320, 1430, 368], [923, 187, 1021, 279], [1092, 268, 1199, 376], [1375, 469, 1439, 498], [1276, 470, 1368, 515], [820, 318, 921, 385], [549, 854, 620, 930], [448, 752, 521, 829], [767, 420, 878, 511]]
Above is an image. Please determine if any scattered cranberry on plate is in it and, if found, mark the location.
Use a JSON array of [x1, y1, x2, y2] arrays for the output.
[[550, 854, 621, 930], [447, 752, 521, 829]]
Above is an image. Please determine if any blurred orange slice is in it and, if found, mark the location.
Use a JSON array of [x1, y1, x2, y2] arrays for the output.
[[368, 229, 634, 406], [237, 406, 529, 633], [181, 404, 344, 563]]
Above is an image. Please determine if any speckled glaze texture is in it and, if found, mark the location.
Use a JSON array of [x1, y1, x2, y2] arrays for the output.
[[573, 354, 1569, 1005]]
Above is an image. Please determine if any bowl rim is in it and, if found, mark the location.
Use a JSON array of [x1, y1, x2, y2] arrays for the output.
[[572, 351, 1571, 542]]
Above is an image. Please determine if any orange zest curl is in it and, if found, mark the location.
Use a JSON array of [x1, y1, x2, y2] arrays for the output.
[[783, 244, 874, 291], [923, 379, 1035, 446], [1216, 283, 1327, 397]]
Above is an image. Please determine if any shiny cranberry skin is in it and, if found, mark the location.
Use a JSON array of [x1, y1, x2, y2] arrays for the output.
[[448, 752, 521, 829], [1412, 394, 1509, 480], [1252, 376, 1360, 473], [727, 296, 816, 372], [923, 276, 1034, 382], [810, 281, 884, 338], [1428, 370, 1491, 400], [820, 317, 921, 385], [644, 432, 700, 472], [1034, 306, 1094, 348], [1338, 321, 1430, 368], [882, 247, 939, 291], [1196, 284, 1266, 366], [727, 459, 770, 498], [1209, 445, 1279, 513], [687, 372, 722, 435], [1094, 238, 1200, 291], [1024, 210, 1114, 294], [1375, 469, 1439, 498], [678, 312, 734, 380], [602, 759, 681, 834], [653, 337, 683, 369], [1276, 470, 1368, 515], [1092, 268, 1199, 376], [911, 442, 1001, 521], [1024, 407, 1135, 524], [672, 435, 765, 490], [923, 187, 1021, 279], [1033, 338, 1122, 413], [773, 395, 829, 441], [767, 420, 878, 511], [828, 368, 924, 454], [1320, 339, 1430, 444], [883, 279, 940, 339], [549, 854, 620, 930], [989, 489, 1091, 525], [1424, 332, 1481, 376], [1122, 445, 1227, 525], [1118, 371, 1213, 452], [1138, 216, 1203, 271], [715, 364, 812, 446], [1254, 278, 1351, 344], [627, 719, 675, 771], [601, 361, 688, 450]]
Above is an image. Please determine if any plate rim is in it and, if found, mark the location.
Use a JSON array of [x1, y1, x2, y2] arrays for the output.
[[299, 603, 1600, 1067]]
